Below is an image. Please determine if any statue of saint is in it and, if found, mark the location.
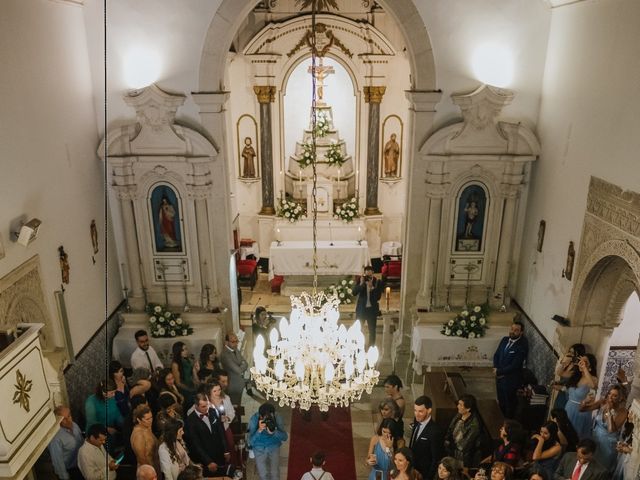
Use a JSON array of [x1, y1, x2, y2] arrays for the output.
[[463, 201, 479, 238], [383, 133, 400, 177], [241, 137, 257, 178]]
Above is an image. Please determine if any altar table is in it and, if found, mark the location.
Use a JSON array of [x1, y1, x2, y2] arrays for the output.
[[112, 323, 223, 368], [268, 240, 370, 279], [411, 324, 504, 373]]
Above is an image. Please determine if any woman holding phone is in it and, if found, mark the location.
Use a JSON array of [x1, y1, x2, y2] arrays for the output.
[[366, 418, 402, 480]]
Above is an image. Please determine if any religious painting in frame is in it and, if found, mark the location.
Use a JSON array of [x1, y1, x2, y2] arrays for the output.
[[149, 183, 184, 254], [236, 114, 260, 181], [454, 183, 488, 253], [380, 115, 403, 180]]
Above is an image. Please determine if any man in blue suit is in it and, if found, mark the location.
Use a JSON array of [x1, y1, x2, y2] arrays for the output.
[[493, 321, 528, 418], [352, 265, 385, 347]]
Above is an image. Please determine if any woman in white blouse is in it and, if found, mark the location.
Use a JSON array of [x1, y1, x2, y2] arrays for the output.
[[158, 419, 191, 480], [207, 380, 238, 465]]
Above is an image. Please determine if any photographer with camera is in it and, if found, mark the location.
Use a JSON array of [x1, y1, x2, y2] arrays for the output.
[[352, 265, 385, 347], [248, 402, 288, 480]]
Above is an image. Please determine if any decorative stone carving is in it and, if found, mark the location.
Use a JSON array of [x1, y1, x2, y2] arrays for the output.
[[0, 256, 54, 350], [363, 86, 386, 104], [287, 23, 353, 58], [568, 177, 640, 326], [253, 85, 276, 104]]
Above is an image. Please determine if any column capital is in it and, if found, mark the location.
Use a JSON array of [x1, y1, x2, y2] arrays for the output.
[[253, 86, 276, 104], [363, 86, 387, 104]]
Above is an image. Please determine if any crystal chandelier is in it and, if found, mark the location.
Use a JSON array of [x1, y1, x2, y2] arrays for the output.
[[250, 1, 380, 411]]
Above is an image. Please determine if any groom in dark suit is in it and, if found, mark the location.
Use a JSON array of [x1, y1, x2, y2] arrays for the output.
[[554, 439, 607, 480], [185, 393, 232, 477], [352, 266, 385, 346], [493, 321, 528, 418], [409, 395, 444, 480]]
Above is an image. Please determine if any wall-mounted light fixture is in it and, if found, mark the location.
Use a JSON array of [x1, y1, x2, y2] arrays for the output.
[[12, 218, 42, 247]]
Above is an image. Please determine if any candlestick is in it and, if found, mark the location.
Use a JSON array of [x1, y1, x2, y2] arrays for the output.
[[385, 286, 391, 312], [338, 168, 341, 183], [182, 261, 190, 312]]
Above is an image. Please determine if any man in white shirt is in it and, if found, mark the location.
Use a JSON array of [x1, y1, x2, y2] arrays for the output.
[[48, 405, 84, 480], [130, 329, 163, 372], [77, 424, 118, 480]]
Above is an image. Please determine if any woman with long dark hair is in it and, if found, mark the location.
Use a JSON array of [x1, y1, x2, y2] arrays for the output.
[[171, 341, 195, 399], [479, 419, 522, 468], [158, 418, 192, 480], [530, 421, 562, 477], [384, 374, 406, 417], [435, 456, 464, 480], [390, 447, 423, 480], [192, 343, 220, 384], [366, 418, 403, 480], [551, 343, 585, 409], [158, 367, 185, 406], [564, 353, 598, 439], [549, 408, 578, 452]]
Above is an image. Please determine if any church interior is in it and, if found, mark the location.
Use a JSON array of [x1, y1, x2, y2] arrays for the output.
[[2, 0, 640, 478]]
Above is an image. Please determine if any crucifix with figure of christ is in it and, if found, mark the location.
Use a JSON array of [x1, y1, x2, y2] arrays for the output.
[[308, 57, 334, 106]]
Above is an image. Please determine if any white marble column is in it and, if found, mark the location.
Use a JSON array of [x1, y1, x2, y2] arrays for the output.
[[118, 192, 144, 308], [191, 92, 232, 316], [494, 186, 519, 305]]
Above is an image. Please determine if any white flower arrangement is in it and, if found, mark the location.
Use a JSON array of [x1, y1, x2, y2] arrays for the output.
[[277, 198, 306, 223], [297, 143, 315, 168], [325, 278, 356, 305], [324, 143, 345, 167], [441, 304, 489, 339], [314, 112, 330, 138], [146, 303, 193, 338], [334, 196, 359, 223]]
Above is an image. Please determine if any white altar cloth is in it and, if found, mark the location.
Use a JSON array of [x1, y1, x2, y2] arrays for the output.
[[411, 324, 503, 373], [112, 324, 223, 368], [269, 240, 370, 279]]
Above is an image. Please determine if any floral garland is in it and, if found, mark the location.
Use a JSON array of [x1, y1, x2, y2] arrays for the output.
[[277, 198, 306, 223], [326, 278, 356, 305], [146, 303, 193, 338], [334, 196, 359, 223], [314, 113, 330, 137], [297, 142, 315, 168], [441, 304, 489, 338], [324, 143, 345, 167]]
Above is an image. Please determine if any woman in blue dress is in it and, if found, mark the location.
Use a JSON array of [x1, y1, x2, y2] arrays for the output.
[[366, 418, 402, 480], [582, 384, 627, 473], [551, 343, 585, 409], [564, 353, 598, 440]]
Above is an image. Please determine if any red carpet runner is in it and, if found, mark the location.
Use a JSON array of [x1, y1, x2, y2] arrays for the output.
[[286, 406, 357, 479]]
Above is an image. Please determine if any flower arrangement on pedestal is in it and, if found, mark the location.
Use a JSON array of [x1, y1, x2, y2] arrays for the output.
[[297, 143, 315, 168], [146, 304, 193, 338], [441, 304, 489, 338], [334, 196, 359, 223], [326, 278, 356, 305], [277, 198, 306, 223], [314, 112, 330, 137], [324, 143, 345, 167]]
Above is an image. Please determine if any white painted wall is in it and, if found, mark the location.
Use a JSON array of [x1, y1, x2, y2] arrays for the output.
[[610, 292, 640, 347], [0, 0, 121, 353], [515, 0, 640, 341]]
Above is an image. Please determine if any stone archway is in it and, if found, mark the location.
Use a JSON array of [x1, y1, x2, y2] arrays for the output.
[[198, 0, 436, 93], [561, 177, 640, 401]]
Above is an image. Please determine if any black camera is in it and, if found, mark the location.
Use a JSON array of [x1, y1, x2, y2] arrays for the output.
[[262, 414, 277, 432]]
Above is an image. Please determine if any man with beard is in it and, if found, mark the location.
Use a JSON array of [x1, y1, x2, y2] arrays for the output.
[[493, 321, 528, 418]]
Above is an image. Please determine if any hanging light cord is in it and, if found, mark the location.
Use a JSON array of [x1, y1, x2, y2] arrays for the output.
[[310, 0, 319, 296]]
